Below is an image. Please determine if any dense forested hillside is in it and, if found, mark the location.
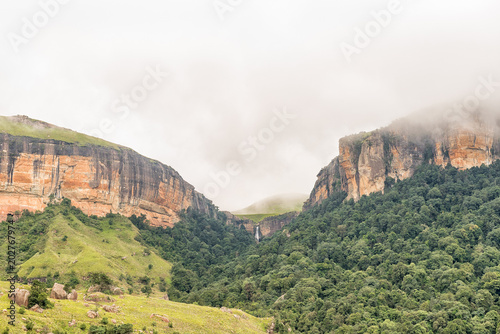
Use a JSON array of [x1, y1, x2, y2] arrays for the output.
[[164, 162, 500, 334]]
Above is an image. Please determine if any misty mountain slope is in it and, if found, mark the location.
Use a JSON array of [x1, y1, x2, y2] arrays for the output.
[[233, 193, 307, 222], [0, 115, 121, 149], [169, 161, 500, 333], [305, 107, 500, 210]]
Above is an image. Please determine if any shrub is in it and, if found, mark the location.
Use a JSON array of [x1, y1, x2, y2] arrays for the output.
[[28, 281, 52, 309], [26, 322, 34, 331], [88, 272, 113, 291]]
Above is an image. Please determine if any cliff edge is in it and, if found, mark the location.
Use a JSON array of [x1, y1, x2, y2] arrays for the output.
[[0, 115, 215, 226], [304, 107, 500, 209]]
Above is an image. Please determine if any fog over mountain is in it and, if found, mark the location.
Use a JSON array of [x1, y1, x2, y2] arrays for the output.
[[1, 0, 500, 210]]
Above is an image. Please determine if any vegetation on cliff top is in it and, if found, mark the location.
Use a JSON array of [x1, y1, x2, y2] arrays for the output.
[[233, 193, 308, 222], [0, 115, 121, 149]]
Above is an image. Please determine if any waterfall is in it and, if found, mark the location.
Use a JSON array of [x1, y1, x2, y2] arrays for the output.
[[255, 225, 260, 242]]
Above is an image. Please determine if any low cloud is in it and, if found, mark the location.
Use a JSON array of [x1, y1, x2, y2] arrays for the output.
[[1, 0, 499, 210]]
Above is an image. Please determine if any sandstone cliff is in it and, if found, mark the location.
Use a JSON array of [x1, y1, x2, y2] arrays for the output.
[[0, 116, 215, 227], [257, 212, 299, 238], [225, 211, 298, 239], [304, 108, 500, 209]]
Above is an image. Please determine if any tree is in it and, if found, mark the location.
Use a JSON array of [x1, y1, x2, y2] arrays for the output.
[[28, 281, 52, 309]]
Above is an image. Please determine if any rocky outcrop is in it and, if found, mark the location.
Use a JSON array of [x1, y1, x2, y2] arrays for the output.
[[85, 293, 115, 303], [305, 108, 500, 209], [0, 116, 215, 227], [258, 212, 299, 238], [223, 211, 255, 234], [102, 304, 120, 313], [50, 283, 67, 299], [225, 211, 298, 239], [150, 313, 170, 323]]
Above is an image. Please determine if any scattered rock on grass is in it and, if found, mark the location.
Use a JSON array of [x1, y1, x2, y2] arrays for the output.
[[85, 293, 115, 303], [149, 314, 169, 323], [29, 304, 44, 313], [67, 290, 78, 301], [87, 310, 99, 318], [102, 305, 120, 313]]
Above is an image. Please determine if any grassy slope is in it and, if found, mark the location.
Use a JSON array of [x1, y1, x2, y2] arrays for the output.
[[0, 282, 270, 334], [0, 115, 120, 149], [234, 214, 275, 223], [4, 210, 171, 282]]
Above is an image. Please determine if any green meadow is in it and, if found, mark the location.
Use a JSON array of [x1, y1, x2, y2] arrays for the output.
[[0, 281, 270, 334]]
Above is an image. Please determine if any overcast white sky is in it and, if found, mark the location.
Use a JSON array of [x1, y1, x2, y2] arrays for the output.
[[2, 0, 500, 211]]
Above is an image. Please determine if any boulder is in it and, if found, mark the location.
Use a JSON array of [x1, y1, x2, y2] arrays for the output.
[[68, 319, 77, 327], [87, 310, 99, 319], [220, 307, 232, 314], [29, 304, 44, 313], [8, 289, 30, 307], [162, 293, 169, 301], [102, 305, 119, 313], [150, 314, 169, 323], [111, 319, 117, 324], [111, 287, 123, 295], [67, 290, 78, 301], [85, 293, 115, 303], [87, 285, 98, 293], [50, 283, 67, 299]]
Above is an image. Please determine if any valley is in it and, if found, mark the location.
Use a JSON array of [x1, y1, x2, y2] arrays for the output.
[[0, 109, 499, 333]]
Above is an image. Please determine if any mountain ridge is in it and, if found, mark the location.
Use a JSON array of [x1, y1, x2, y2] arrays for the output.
[[0, 115, 215, 227], [304, 107, 500, 210]]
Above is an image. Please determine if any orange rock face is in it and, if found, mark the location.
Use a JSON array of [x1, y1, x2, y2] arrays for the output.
[[0, 134, 215, 226], [305, 110, 500, 209]]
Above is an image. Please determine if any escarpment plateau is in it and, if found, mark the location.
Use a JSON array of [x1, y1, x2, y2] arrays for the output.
[[0, 116, 215, 226], [304, 108, 500, 209]]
